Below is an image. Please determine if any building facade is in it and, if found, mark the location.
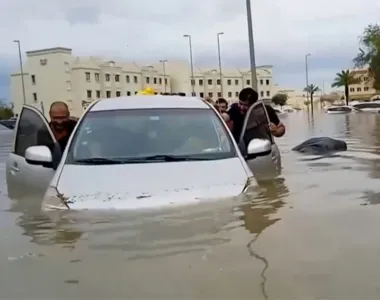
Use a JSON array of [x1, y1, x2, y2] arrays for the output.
[[348, 69, 378, 100], [10, 47, 276, 117]]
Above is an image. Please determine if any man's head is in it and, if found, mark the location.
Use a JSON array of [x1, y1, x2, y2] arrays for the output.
[[49, 101, 70, 133], [238, 88, 259, 114], [215, 98, 228, 113]]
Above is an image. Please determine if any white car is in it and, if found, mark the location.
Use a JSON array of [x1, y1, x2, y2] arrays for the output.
[[352, 102, 380, 113], [6, 96, 278, 211], [325, 105, 358, 114]]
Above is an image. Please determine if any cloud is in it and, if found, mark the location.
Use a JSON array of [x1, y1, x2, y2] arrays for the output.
[[0, 0, 379, 100]]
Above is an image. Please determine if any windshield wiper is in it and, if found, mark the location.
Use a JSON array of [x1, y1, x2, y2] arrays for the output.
[[132, 155, 212, 162], [74, 157, 126, 165]]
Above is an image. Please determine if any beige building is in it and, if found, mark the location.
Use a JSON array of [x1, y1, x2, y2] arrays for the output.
[[348, 69, 378, 100], [11, 46, 276, 117]]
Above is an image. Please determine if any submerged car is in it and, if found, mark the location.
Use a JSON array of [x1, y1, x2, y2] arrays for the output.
[[6, 96, 279, 211], [325, 105, 358, 114], [352, 102, 380, 113]]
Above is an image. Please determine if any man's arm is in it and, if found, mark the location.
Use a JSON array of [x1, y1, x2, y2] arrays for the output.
[[265, 105, 285, 137]]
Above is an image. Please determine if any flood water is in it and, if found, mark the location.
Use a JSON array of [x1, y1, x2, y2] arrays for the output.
[[1, 112, 380, 299]]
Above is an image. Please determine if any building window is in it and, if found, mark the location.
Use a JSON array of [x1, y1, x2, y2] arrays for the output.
[[235, 79, 239, 85], [199, 79, 203, 86], [350, 87, 355, 92], [115, 74, 120, 82], [135, 91, 138, 94], [85, 72, 91, 82], [64, 62, 70, 72], [33, 93, 37, 102], [217, 79, 221, 85], [96, 90, 101, 98], [106, 91, 111, 98], [200, 92, 204, 98], [95, 73, 100, 82], [31, 75, 36, 85], [127, 91, 131, 96], [363, 76, 368, 82], [87, 90, 92, 98], [364, 87, 369, 91], [266, 91, 270, 97], [105, 74, 110, 82], [228, 92, 232, 97], [153, 77, 157, 84], [217, 92, 222, 97], [126, 75, 130, 83], [246, 79, 250, 85], [159, 78, 162, 85], [116, 91, 121, 97], [357, 87, 361, 92], [146, 77, 150, 84], [260, 79, 263, 85], [164, 78, 168, 85], [208, 79, 212, 85], [191, 79, 195, 86], [260, 91, 264, 97], [227, 79, 231, 85], [235, 91, 239, 97], [134, 76, 138, 83], [40, 59, 47, 66], [208, 92, 213, 97], [266, 79, 270, 85], [191, 92, 196, 96], [66, 81, 71, 91]]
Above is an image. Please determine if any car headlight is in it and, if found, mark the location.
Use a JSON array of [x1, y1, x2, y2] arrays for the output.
[[42, 186, 70, 211]]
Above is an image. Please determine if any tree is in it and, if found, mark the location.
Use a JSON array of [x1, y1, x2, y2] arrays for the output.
[[331, 70, 359, 105], [271, 93, 288, 109], [303, 84, 320, 115], [0, 107, 14, 120], [353, 24, 380, 91]]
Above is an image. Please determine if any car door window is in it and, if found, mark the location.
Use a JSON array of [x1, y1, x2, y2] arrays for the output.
[[14, 107, 55, 157]]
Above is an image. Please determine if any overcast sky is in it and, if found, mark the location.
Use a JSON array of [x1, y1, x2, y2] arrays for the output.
[[0, 0, 379, 100]]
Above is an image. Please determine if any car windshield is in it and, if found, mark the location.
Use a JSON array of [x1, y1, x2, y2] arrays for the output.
[[66, 108, 236, 165], [327, 106, 352, 112]]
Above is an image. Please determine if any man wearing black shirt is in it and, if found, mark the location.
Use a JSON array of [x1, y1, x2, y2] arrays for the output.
[[37, 101, 77, 152], [221, 88, 285, 142]]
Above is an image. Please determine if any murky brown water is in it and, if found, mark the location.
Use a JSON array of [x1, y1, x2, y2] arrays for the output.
[[1, 112, 380, 299]]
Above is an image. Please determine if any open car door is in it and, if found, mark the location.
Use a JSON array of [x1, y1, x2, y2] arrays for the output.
[[6, 105, 57, 202], [238, 101, 281, 179]]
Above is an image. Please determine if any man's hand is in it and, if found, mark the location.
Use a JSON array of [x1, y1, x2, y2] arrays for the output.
[[221, 113, 230, 122], [269, 122, 285, 137]]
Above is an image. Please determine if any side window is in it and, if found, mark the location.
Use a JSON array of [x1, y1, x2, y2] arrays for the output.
[[14, 108, 54, 157]]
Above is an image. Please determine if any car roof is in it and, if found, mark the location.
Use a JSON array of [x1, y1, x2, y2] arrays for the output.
[[90, 95, 211, 112]]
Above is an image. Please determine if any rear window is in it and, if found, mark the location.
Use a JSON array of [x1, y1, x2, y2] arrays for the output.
[[66, 108, 236, 164], [327, 106, 352, 112]]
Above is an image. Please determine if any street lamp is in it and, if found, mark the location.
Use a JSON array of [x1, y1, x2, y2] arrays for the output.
[[159, 59, 168, 93], [217, 32, 224, 97], [13, 40, 26, 105], [183, 34, 195, 96], [305, 53, 311, 103], [246, 0, 258, 91]]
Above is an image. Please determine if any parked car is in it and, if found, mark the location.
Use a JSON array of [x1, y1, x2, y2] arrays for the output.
[[6, 96, 277, 211], [325, 105, 358, 114], [352, 102, 380, 113]]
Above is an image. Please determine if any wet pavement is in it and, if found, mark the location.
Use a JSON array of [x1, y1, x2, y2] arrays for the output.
[[1, 112, 380, 299]]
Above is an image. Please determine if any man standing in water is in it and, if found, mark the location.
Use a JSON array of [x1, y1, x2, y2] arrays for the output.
[[221, 88, 285, 142]]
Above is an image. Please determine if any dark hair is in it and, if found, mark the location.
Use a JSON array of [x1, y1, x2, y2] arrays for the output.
[[239, 88, 258, 104], [216, 98, 228, 106], [50, 101, 69, 112]]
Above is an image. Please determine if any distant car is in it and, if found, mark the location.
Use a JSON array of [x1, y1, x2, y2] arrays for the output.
[[6, 96, 278, 211], [325, 105, 358, 114], [352, 102, 380, 113]]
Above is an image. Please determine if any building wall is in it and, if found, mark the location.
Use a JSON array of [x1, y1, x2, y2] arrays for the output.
[[349, 69, 378, 100], [11, 46, 277, 118]]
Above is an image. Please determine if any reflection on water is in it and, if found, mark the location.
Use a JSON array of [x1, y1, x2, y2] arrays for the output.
[[3, 114, 380, 298]]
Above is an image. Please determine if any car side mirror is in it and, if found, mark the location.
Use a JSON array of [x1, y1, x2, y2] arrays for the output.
[[25, 145, 53, 168], [246, 139, 271, 159]]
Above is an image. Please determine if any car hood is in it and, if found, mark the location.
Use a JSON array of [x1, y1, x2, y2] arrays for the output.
[[54, 157, 250, 210]]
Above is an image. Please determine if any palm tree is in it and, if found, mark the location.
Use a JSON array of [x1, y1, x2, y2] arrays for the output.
[[331, 70, 359, 105], [353, 24, 380, 92], [303, 84, 320, 115]]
